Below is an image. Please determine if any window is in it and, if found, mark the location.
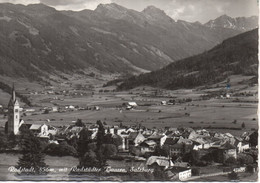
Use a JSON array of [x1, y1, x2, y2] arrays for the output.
[[15, 109, 18, 112]]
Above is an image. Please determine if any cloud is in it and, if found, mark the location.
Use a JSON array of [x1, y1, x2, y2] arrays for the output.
[[0, 0, 40, 4], [39, 0, 112, 10]]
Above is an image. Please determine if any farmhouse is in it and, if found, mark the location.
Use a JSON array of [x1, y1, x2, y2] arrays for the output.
[[213, 142, 237, 163], [29, 124, 49, 137], [123, 102, 138, 110], [166, 167, 191, 181], [161, 101, 167, 105], [146, 156, 173, 169], [140, 140, 157, 154], [127, 131, 146, 146]]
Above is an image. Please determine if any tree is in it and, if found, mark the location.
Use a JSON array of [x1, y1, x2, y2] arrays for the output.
[[238, 154, 254, 165], [241, 122, 245, 128], [77, 128, 93, 157], [249, 131, 258, 147], [7, 132, 18, 149], [16, 131, 48, 175], [44, 141, 77, 157], [100, 144, 117, 159], [96, 120, 106, 167], [224, 157, 237, 166], [228, 171, 239, 181], [96, 120, 105, 148], [75, 119, 84, 127], [192, 168, 200, 176], [79, 150, 99, 168]]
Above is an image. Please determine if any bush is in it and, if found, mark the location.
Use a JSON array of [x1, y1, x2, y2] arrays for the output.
[[238, 154, 254, 165], [224, 157, 237, 165], [79, 150, 99, 167], [44, 141, 77, 156], [75, 119, 85, 127], [100, 144, 117, 158], [130, 146, 141, 156], [228, 171, 239, 181], [246, 164, 256, 173], [195, 160, 208, 166], [192, 168, 200, 176]]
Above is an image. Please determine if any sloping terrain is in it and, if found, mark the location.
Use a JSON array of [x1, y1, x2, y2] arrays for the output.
[[0, 3, 257, 83], [118, 29, 258, 90]]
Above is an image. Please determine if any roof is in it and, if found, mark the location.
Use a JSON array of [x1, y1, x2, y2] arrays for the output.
[[164, 138, 178, 145], [177, 138, 193, 144], [170, 143, 184, 149], [29, 124, 42, 130], [19, 123, 32, 130], [128, 102, 137, 106], [174, 162, 190, 168], [148, 133, 163, 140], [168, 166, 190, 174], [146, 156, 174, 167], [128, 132, 139, 140], [140, 140, 157, 147], [220, 142, 236, 149], [70, 126, 83, 132]]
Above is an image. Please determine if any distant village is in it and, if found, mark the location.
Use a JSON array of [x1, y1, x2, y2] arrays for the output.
[[1, 87, 258, 181]]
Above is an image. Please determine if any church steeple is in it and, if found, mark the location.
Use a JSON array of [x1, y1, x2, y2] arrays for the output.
[[7, 84, 20, 135], [12, 83, 15, 102]]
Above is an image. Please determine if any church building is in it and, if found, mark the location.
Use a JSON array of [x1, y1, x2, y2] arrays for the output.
[[6, 85, 23, 135]]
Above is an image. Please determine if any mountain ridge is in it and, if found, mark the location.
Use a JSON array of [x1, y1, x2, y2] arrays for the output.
[[118, 29, 258, 90], [0, 2, 258, 85]]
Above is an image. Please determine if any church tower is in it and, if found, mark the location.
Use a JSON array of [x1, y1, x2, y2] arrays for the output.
[[7, 85, 20, 135]]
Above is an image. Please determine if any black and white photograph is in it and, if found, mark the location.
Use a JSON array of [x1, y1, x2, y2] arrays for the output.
[[0, 0, 258, 181]]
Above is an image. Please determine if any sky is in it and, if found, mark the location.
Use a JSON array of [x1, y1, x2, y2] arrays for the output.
[[0, 0, 258, 23]]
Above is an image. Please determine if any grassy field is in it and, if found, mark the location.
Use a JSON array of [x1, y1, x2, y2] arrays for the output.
[[0, 74, 257, 136], [0, 93, 256, 137]]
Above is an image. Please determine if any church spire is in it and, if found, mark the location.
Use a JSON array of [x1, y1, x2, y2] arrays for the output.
[[12, 83, 15, 101]]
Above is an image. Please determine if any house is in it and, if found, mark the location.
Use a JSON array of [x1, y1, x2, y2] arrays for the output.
[[52, 106, 58, 112], [127, 132, 146, 147], [48, 126, 58, 136], [29, 124, 49, 137], [127, 102, 137, 107], [146, 156, 173, 169], [70, 126, 83, 135], [177, 137, 193, 145], [213, 142, 237, 163], [25, 108, 36, 112], [164, 138, 179, 147], [169, 143, 185, 156], [140, 140, 157, 154], [103, 132, 124, 149], [147, 133, 167, 147], [93, 106, 100, 111], [166, 167, 191, 181], [123, 102, 138, 110], [235, 141, 250, 153], [161, 101, 167, 105]]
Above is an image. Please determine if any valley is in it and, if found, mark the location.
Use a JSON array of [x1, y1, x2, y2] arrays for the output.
[[0, 74, 257, 136], [0, 2, 258, 182]]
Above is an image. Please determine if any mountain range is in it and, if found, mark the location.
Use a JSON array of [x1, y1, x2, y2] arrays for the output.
[[0, 3, 258, 83], [118, 28, 258, 90]]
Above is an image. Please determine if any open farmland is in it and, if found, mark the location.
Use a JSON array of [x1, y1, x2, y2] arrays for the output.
[[0, 88, 257, 137], [0, 74, 257, 137]]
